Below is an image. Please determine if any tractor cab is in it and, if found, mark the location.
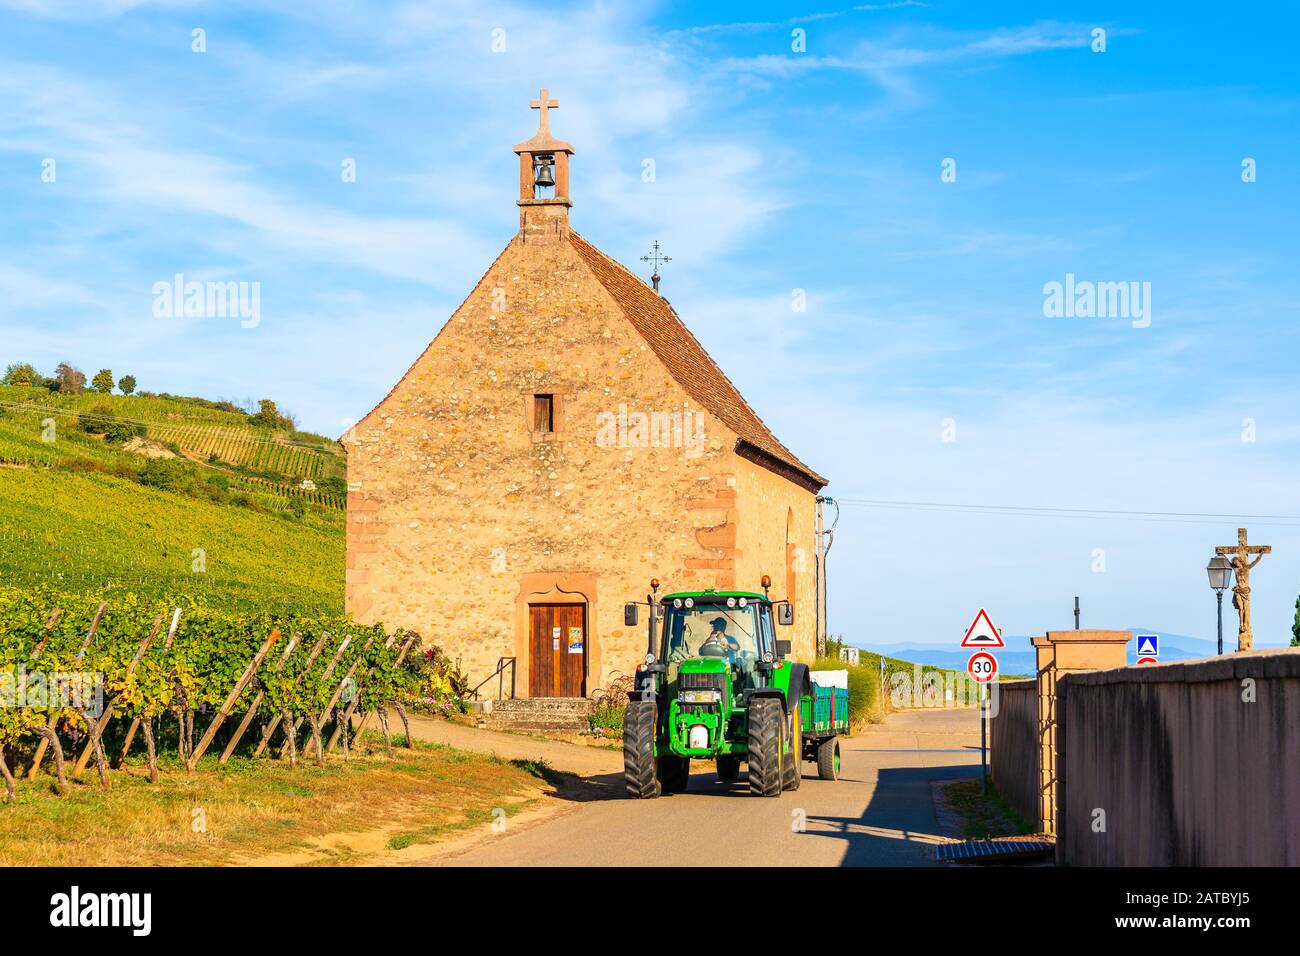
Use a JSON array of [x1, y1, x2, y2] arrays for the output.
[[659, 591, 772, 693]]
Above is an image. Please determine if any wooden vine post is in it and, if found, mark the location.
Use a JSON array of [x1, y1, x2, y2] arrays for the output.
[[113, 607, 181, 769], [73, 617, 162, 778], [28, 602, 107, 781], [253, 631, 330, 758], [328, 633, 415, 753], [219, 633, 300, 764], [2, 611, 64, 800], [282, 635, 351, 760], [303, 636, 375, 761], [186, 628, 281, 770]]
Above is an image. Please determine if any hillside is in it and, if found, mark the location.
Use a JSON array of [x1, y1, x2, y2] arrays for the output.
[[0, 383, 346, 614], [0, 467, 343, 614], [0, 384, 345, 479]]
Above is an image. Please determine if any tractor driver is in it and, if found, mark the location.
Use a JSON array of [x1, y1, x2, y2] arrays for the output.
[[700, 617, 741, 659]]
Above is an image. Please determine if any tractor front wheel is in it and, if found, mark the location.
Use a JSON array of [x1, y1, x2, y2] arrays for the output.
[[747, 697, 785, 797], [716, 754, 740, 781], [623, 700, 661, 799]]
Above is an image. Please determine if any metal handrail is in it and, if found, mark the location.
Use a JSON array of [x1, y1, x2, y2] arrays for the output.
[[472, 657, 516, 701]]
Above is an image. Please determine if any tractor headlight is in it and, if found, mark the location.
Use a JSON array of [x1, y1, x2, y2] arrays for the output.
[[762, 651, 774, 664], [680, 689, 721, 704], [644, 652, 656, 666]]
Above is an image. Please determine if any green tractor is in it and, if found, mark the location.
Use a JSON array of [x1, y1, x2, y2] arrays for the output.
[[622, 577, 848, 798]]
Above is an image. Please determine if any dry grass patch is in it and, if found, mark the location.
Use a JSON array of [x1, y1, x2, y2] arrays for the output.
[[0, 737, 559, 866]]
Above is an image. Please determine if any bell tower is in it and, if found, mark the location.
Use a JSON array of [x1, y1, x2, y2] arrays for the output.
[[514, 87, 574, 242]]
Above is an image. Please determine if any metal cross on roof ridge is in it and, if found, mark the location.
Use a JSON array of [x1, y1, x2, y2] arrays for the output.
[[640, 240, 671, 272], [640, 240, 671, 293]]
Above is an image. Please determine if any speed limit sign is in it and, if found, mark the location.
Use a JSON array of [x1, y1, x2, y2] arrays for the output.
[[967, 651, 998, 684]]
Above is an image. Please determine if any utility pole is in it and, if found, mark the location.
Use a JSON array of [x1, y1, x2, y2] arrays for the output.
[[814, 496, 838, 658], [814, 497, 823, 657], [1074, 596, 1080, 630]]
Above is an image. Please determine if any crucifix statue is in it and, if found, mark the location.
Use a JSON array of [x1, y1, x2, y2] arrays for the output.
[[1215, 527, 1271, 651]]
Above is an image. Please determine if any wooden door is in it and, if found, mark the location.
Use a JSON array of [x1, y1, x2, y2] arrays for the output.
[[528, 604, 586, 698]]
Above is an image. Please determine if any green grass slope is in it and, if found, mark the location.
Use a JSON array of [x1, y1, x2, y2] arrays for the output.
[[0, 384, 344, 479], [0, 467, 343, 615]]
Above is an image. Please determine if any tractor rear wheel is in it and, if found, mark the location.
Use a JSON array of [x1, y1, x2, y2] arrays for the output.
[[782, 701, 802, 792], [623, 700, 661, 799], [747, 697, 784, 797], [716, 754, 740, 781], [816, 737, 841, 781], [660, 754, 690, 793]]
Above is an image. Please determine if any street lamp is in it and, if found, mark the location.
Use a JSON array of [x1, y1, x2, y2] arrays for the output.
[[1206, 555, 1234, 655]]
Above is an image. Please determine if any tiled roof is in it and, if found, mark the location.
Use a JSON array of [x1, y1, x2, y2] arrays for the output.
[[569, 231, 827, 491]]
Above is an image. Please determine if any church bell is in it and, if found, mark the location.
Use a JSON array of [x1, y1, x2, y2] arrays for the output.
[[533, 155, 556, 189]]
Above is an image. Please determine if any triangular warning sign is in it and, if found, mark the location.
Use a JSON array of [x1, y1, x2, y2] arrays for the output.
[[1136, 634, 1158, 657], [961, 608, 1004, 648]]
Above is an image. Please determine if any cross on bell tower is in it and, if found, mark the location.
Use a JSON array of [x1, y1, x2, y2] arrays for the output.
[[513, 86, 575, 242]]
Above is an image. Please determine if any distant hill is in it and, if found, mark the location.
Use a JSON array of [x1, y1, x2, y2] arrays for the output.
[[0, 384, 344, 480], [0, 383, 345, 613], [855, 628, 1274, 678]]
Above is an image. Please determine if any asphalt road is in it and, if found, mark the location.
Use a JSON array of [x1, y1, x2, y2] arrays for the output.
[[411, 707, 983, 867]]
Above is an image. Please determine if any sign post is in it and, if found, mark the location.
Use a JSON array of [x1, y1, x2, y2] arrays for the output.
[[962, 609, 1004, 796], [967, 650, 999, 793]]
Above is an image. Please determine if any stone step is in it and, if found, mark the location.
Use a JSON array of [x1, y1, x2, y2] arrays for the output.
[[485, 697, 592, 731]]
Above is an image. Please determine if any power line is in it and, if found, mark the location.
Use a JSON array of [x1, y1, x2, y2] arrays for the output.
[[836, 497, 1300, 528]]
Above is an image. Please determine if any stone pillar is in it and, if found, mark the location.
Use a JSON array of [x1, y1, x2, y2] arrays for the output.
[[1032, 629, 1131, 834]]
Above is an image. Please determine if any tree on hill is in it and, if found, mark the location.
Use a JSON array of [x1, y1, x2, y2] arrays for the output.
[[249, 398, 295, 430], [1292, 595, 1299, 647], [2, 362, 44, 387], [51, 363, 86, 394], [118, 375, 137, 396], [92, 369, 115, 393]]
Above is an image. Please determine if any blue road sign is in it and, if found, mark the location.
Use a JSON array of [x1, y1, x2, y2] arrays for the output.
[[1135, 633, 1159, 658]]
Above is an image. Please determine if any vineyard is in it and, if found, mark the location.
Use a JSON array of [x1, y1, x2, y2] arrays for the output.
[[149, 422, 342, 479], [0, 587, 426, 802], [0, 384, 346, 481], [0, 468, 344, 613]]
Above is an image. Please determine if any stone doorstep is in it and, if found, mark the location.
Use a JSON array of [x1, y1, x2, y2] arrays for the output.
[[492, 697, 592, 712], [485, 696, 593, 730]]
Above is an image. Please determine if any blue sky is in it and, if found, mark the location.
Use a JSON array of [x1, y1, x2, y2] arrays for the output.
[[2, 1, 1298, 648]]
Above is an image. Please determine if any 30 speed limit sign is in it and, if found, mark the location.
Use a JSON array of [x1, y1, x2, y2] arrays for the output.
[[967, 651, 998, 684]]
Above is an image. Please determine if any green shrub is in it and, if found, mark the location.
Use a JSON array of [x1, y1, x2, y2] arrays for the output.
[[138, 457, 189, 492], [588, 705, 625, 733]]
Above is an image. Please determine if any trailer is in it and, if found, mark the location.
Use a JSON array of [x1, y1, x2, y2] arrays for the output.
[[802, 670, 849, 780]]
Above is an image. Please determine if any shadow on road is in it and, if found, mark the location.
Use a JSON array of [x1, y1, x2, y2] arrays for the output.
[[800, 764, 980, 866]]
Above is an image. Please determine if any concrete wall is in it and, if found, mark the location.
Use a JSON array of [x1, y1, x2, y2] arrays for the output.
[[989, 678, 1038, 826], [1056, 648, 1300, 866]]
